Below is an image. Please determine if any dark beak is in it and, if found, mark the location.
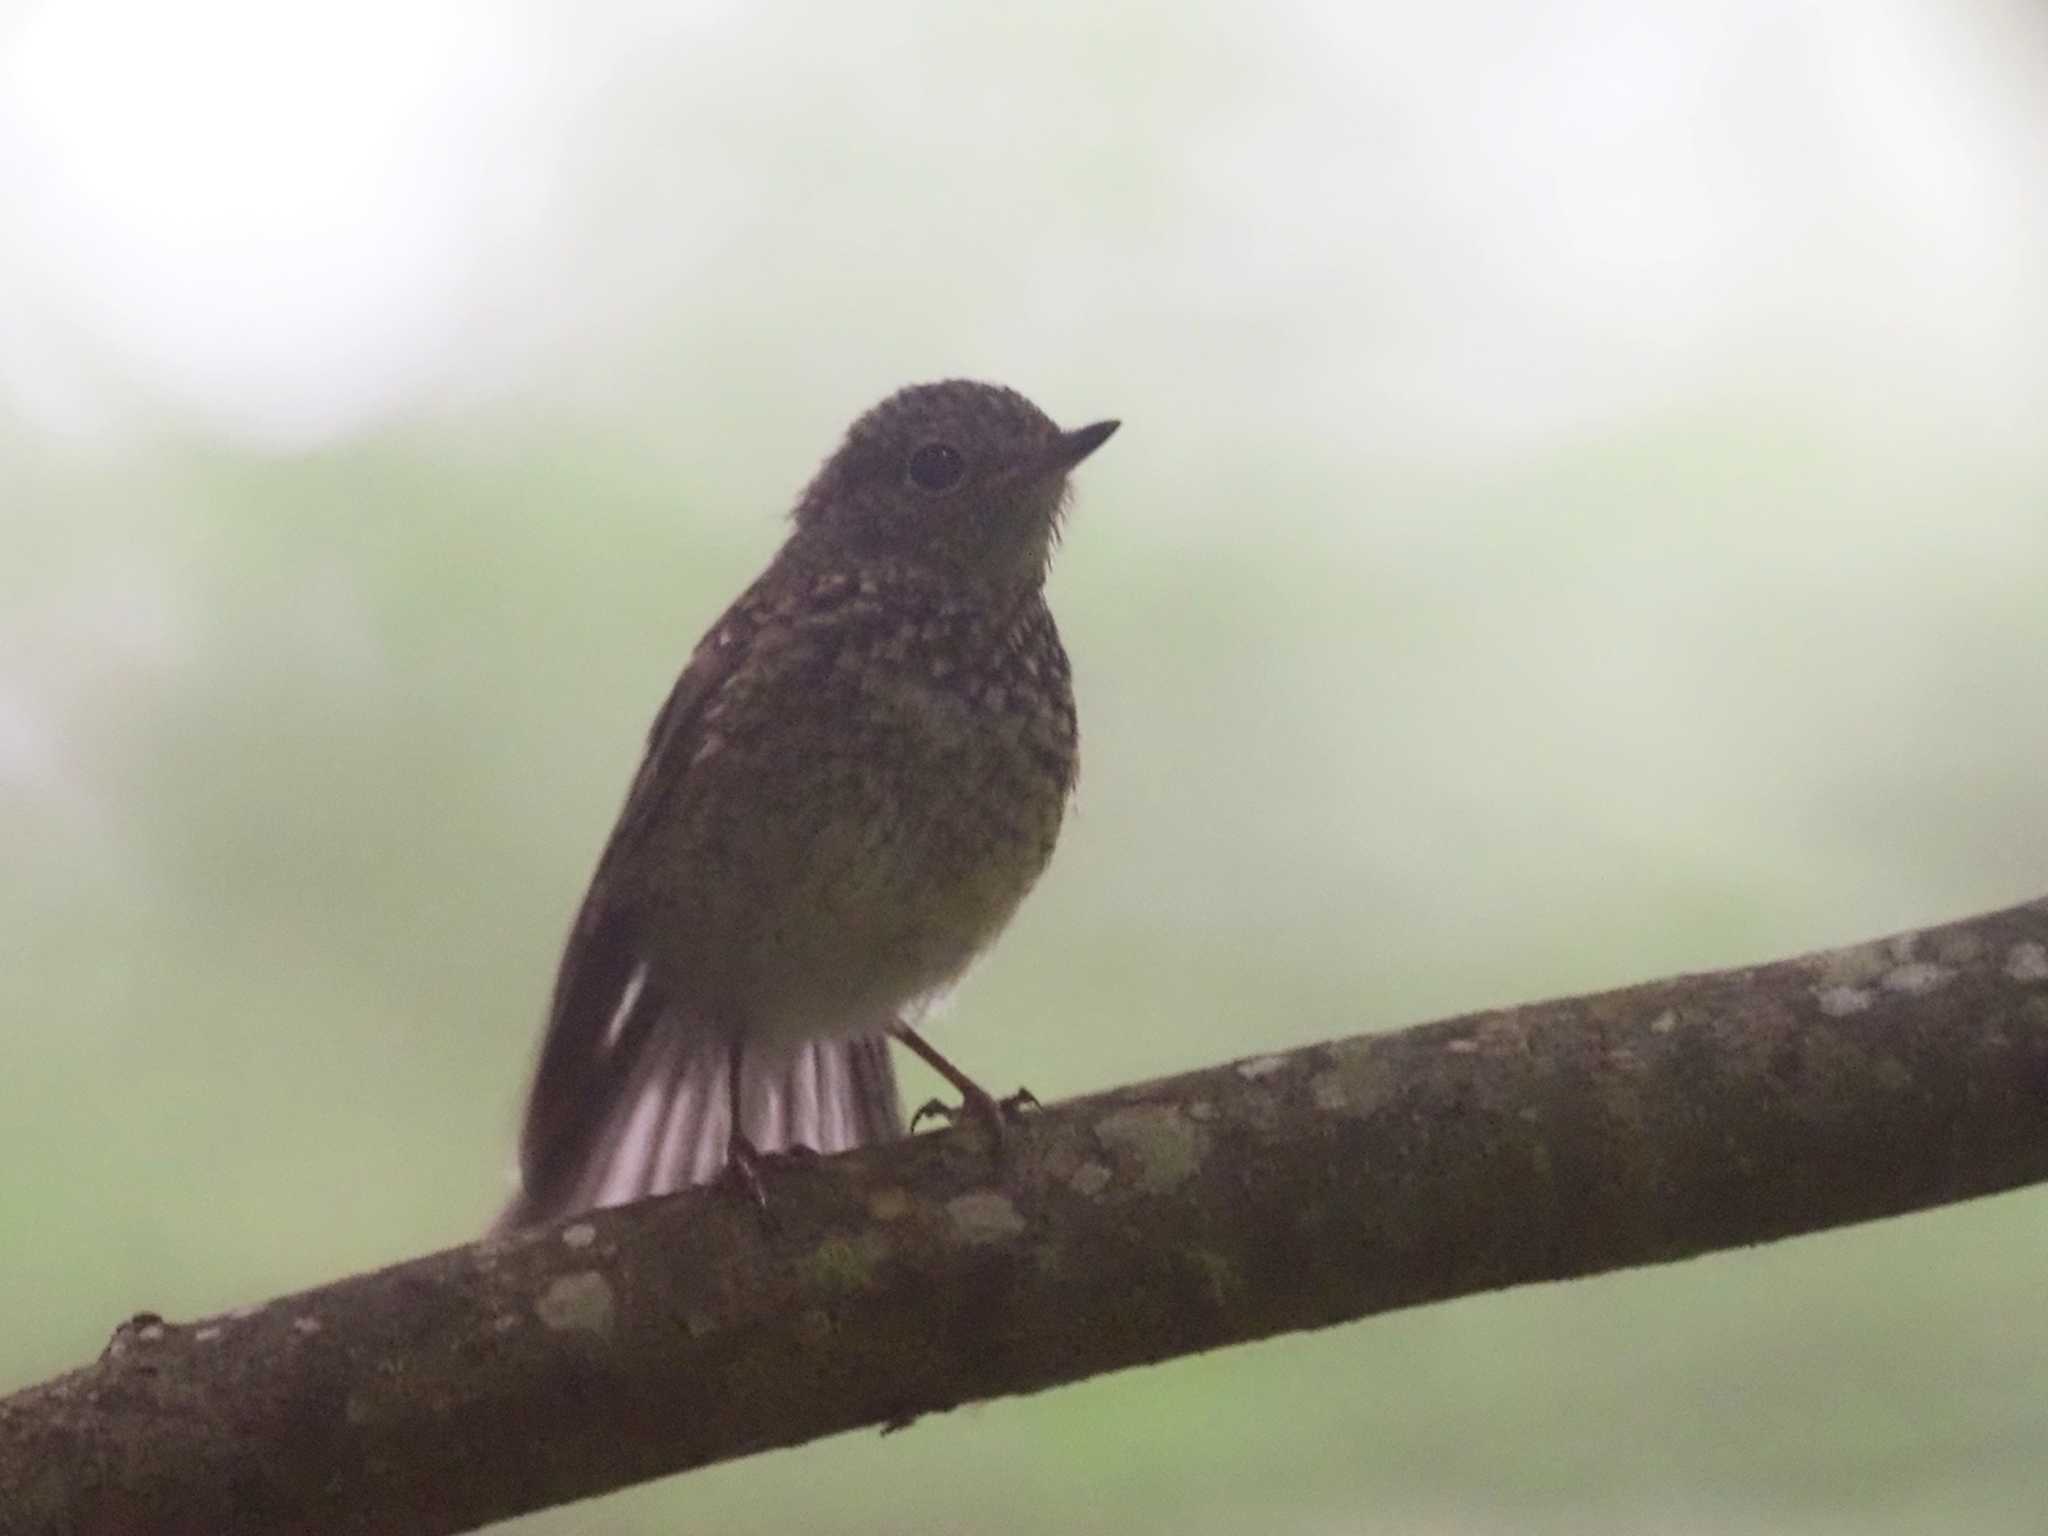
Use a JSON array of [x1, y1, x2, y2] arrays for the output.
[[1033, 419, 1120, 477]]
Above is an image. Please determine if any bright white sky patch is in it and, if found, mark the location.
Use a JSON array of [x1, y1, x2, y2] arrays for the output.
[[0, 0, 558, 447], [0, 0, 2039, 465]]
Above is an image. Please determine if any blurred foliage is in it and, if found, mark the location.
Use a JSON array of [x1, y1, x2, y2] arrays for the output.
[[4, 1, 2048, 1532]]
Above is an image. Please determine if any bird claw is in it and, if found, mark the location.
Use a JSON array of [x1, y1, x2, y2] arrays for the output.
[[999, 1086, 1041, 1117], [909, 1084, 1038, 1147], [716, 1134, 771, 1210], [713, 1137, 825, 1223]]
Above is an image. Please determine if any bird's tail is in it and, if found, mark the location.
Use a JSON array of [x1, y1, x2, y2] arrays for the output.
[[493, 1028, 901, 1233]]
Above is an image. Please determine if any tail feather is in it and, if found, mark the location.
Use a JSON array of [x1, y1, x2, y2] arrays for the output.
[[495, 1024, 901, 1233]]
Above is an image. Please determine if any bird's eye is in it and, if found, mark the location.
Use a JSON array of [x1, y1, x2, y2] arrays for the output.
[[907, 442, 966, 492]]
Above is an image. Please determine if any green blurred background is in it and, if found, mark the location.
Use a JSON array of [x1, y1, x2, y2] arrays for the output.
[[4, 1, 2047, 1531]]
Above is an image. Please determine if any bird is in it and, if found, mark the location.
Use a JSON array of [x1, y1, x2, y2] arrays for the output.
[[493, 380, 1117, 1230]]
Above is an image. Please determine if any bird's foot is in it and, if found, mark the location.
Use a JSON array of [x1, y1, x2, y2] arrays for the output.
[[714, 1137, 826, 1216], [716, 1133, 771, 1210], [910, 1084, 1039, 1153]]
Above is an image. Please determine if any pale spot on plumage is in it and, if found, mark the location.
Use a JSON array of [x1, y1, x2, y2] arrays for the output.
[[601, 963, 649, 1053]]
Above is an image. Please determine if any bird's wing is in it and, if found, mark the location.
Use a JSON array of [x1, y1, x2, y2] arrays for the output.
[[498, 574, 903, 1229], [506, 619, 740, 1221]]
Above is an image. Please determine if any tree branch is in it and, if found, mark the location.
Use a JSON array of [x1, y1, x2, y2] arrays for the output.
[[8, 898, 2048, 1535]]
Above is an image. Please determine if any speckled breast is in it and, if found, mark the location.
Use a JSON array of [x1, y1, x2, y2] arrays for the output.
[[644, 574, 1078, 1041]]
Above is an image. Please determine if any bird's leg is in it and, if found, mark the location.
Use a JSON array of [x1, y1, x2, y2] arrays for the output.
[[718, 1036, 769, 1209], [895, 1024, 1038, 1152]]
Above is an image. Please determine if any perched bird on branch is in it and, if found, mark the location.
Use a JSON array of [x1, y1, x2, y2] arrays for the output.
[[496, 381, 1117, 1229]]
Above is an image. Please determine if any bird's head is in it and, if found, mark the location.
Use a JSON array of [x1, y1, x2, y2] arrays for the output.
[[793, 379, 1117, 597]]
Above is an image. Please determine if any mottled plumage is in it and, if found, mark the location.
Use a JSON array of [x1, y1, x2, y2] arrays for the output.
[[496, 381, 1115, 1229]]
